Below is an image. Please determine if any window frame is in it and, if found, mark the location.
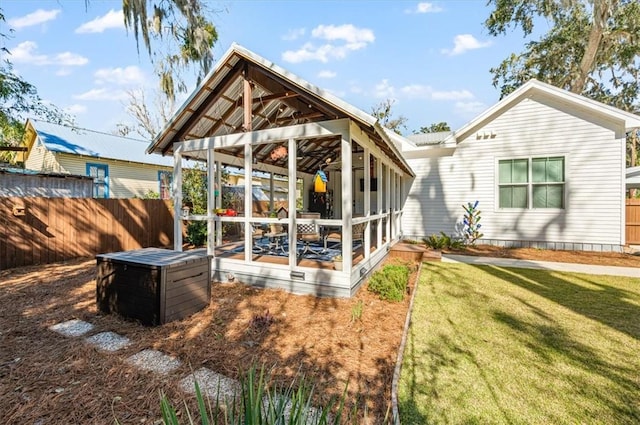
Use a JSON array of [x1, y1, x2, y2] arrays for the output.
[[497, 156, 566, 210], [158, 170, 173, 200], [86, 162, 109, 199]]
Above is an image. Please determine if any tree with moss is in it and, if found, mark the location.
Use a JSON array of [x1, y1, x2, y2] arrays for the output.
[[415, 122, 451, 134], [371, 98, 408, 135]]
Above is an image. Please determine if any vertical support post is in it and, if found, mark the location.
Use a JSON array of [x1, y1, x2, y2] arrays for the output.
[[385, 165, 391, 243], [207, 149, 215, 257], [377, 158, 383, 248], [363, 147, 370, 260], [244, 142, 253, 262], [269, 172, 275, 213], [287, 138, 297, 268], [341, 134, 352, 274], [243, 73, 253, 132], [215, 161, 222, 245], [173, 145, 183, 251]]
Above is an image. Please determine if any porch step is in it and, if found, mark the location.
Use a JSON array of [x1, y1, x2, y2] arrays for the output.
[[389, 243, 441, 262]]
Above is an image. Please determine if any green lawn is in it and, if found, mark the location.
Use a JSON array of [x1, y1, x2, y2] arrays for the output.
[[398, 263, 640, 424]]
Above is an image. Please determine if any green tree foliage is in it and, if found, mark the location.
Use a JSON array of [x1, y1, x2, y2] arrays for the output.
[[415, 121, 451, 134], [485, 0, 640, 113], [0, 11, 71, 147], [371, 98, 408, 135], [120, 0, 219, 100]]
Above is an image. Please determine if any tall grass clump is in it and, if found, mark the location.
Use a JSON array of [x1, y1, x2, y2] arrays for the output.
[[156, 365, 351, 424]]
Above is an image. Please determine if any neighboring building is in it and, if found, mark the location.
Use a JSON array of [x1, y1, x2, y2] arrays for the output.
[[0, 167, 93, 197], [19, 119, 175, 199], [400, 80, 640, 253]]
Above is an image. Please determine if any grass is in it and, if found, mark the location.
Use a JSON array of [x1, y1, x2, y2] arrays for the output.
[[398, 263, 640, 424]]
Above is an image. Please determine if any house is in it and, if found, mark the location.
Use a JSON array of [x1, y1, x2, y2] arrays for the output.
[[19, 119, 176, 199], [146, 43, 639, 297], [400, 80, 640, 253], [148, 43, 414, 297]]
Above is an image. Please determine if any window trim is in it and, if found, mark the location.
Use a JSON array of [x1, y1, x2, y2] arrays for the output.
[[496, 156, 566, 210], [86, 162, 109, 199], [158, 170, 172, 200]]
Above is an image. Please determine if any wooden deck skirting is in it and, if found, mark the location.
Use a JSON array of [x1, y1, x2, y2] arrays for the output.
[[389, 242, 441, 262]]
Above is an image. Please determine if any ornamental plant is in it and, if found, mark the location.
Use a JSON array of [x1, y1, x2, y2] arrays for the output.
[[462, 200, 483, 245]]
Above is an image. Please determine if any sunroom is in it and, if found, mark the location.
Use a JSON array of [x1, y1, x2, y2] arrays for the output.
[[147, 44, 414, 297]]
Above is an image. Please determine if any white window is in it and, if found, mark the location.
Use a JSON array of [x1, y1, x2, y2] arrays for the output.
[[498, 157, 565, 209]]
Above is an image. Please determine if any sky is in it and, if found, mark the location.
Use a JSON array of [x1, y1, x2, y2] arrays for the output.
[[1, 1, 544, 138]]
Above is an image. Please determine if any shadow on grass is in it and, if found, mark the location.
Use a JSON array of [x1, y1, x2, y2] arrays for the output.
[[477, 265, 640, 340]]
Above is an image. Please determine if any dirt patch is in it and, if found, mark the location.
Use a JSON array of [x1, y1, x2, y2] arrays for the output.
[[444, 244, 640, 268], [0, 258, 418, 424]]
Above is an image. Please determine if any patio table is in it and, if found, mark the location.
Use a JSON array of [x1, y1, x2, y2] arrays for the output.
[[265, 232, 288, 255]]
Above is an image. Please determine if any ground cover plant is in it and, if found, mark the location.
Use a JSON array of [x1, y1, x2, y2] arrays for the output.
[[398, 263, 640, 424]]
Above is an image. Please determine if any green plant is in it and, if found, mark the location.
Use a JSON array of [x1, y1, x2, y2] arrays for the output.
[[186, 221, 207, 246], [156, 365, 351, 424], [351, 300, 364, 322], [462, 200, 483, 245], [249, 310, 275, 331], [367, 264, 410, 302], [423, 232, 464, 250]]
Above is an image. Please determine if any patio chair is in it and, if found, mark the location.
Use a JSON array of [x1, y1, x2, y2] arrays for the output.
[[297, 212, 323, 256], [324, 222, 366, 251]]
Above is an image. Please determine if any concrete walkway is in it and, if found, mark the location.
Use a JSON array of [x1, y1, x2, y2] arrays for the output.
[[442, 254, 640, 278]]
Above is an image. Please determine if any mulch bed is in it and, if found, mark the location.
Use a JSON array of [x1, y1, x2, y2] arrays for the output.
[[0, 257, 419, 424]]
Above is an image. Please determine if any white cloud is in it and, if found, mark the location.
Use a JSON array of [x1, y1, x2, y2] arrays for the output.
[[442, 34, 492, 56], [73, 88, 128, 101], [401, 84, 474, 101], [282, 28, 306, 41], [8, 9, 61, 29], [56, 68, 72, 77], [374, 79, 396, 99], [94, 66, 146, 86], [317, 70, 337, 79], [311, 24, 375, 45], [406, 2, 443, 14], [75, 9, 124, 33], [9, 41, 88, 66], [282, 24, 374, 63], [455, 101, 487, 116], [64, 104, 88, 115]]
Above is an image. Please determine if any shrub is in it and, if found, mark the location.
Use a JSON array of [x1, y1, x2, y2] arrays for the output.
[[186, 221, 208, 246], [423, 232, 464, 250], [368, 264, 410, 302]]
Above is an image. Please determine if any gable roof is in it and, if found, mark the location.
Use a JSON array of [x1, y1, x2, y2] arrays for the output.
[[27, 119, 174, 167], [147, 43, 413, 176], [453, 79, 640, 142]]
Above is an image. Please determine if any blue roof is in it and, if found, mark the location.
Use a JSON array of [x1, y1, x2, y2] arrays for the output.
[[30, 120, 175, 167]]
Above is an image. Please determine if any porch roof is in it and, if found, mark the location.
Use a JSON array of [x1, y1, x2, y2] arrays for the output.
[[147, 43, 413, 177]]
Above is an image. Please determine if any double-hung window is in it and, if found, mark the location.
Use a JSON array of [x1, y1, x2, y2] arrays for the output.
[[86, 163, 109, 198], [158, 171, 172, 200], [498, 156, 564, 209]]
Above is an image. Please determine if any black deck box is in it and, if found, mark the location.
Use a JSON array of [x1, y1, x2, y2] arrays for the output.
[[96, 248, 211, 326]]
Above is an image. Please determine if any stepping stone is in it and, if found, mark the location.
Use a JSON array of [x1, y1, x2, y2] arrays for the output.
[[49, 319, 94, 337], [179, 367, 240, 402], [261, 393, 326, 424], [85, 332, 131, 352], [126, 349, 181, 375]]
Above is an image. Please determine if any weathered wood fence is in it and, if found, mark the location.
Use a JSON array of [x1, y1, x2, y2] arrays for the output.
[[0, 198, 175, 270], [626, 199, 640, 245]]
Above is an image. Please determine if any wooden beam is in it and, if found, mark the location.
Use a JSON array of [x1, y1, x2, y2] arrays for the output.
[[243, 68, 253, 131], [167, 59, 245, 151], [0, 146, 27, 152]]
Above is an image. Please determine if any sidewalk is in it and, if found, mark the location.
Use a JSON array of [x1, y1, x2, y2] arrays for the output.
[[442, 254, 640, 278]]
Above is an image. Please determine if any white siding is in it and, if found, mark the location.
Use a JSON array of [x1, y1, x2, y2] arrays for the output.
[[24, 143, 63, 173], [56, 154, 173, 198], [403, 96, 625, 250]]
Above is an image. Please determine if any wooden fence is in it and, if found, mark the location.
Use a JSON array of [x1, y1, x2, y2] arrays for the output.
[[626, 199, 640, 245], [0, 198, 175, 271]]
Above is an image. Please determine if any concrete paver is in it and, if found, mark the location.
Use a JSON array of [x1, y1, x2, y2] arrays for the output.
[[442, 254, 640, 278]]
